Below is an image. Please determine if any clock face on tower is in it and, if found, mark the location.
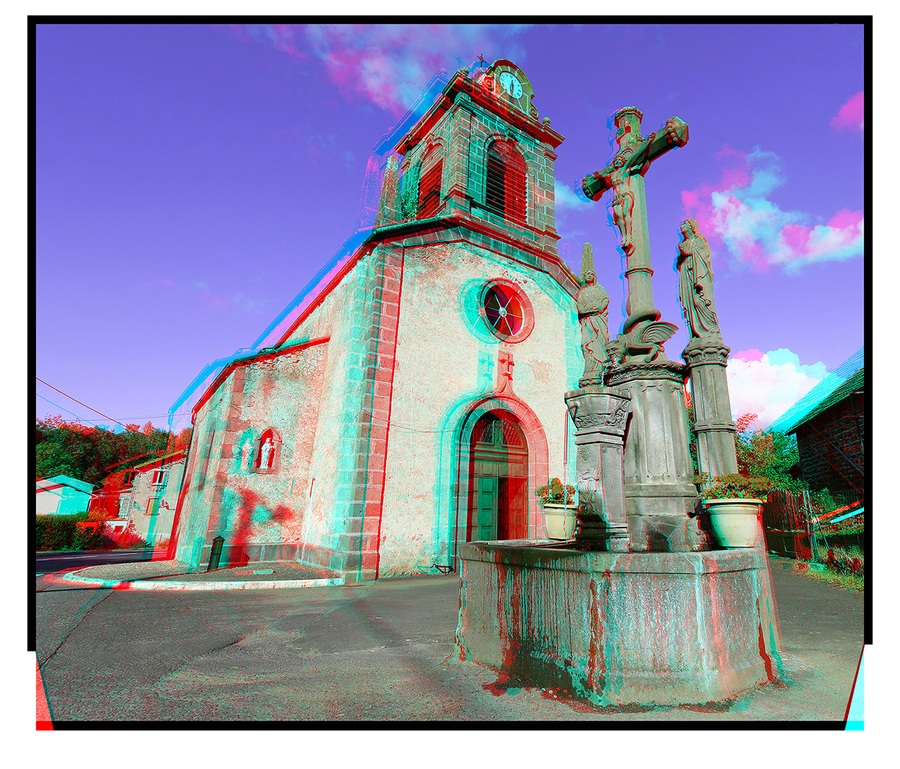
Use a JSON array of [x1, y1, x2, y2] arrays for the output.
[[497, 71, 523, 99]]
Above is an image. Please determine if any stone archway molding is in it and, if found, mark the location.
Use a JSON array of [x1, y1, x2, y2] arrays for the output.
[[453, 393, 549, 556]]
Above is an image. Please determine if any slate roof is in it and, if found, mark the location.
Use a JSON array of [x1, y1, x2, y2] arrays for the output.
[[786, 367, 865, 435], [36, 475, 94, 494], [132, 450, 187, 472]]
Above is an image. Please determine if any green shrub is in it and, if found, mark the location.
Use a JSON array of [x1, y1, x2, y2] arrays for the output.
[[35, 513, 90, 551], [694, 473, 773, 500]]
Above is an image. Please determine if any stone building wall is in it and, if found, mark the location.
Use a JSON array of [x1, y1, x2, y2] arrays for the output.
[[796, 396, 865, 495], [377, 240, 580, 577], [126, 458, 185, 545]]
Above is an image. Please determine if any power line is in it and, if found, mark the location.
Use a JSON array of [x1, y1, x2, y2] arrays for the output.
[[36, 394, 106, 428], [36, 377, 137, 433], [36, 395, 189, 428]]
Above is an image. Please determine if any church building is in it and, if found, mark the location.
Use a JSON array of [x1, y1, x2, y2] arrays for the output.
[[168, 60, 584, 581]]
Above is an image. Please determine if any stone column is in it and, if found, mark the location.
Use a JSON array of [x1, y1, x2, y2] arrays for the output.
[[564, 385, 631, 551], [375, 156, 400, 227], [682, 337, 739, 478], [606, 361, 707, 552], [446, 90, 473, 217], [619, 173, 660, 329]]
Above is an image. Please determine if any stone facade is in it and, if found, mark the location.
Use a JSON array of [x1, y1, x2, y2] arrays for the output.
[[121, 453, 186, 546], [169, 61, 582, 579]]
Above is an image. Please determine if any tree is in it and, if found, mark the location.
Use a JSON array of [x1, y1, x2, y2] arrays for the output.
[[685, 406, 805, 491], [35, 416, 172, 486], [733, 414, 806, 492]]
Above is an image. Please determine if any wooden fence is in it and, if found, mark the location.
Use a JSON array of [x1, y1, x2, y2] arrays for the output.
[[761, 490, 814, 560]]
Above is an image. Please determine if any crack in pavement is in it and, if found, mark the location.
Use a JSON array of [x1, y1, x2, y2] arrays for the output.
[[38, 589, 114, 669]]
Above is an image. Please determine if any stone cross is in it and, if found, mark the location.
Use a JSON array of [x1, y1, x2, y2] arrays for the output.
[[495, 350, 515, 395], [581, 107, 689, 363]]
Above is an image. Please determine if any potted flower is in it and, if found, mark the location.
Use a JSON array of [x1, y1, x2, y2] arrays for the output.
[[536, 478, 578, 540], [695, 473, 773, 548]]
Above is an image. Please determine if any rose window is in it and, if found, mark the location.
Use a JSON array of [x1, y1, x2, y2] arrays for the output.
[[481, 281, 533, 343]]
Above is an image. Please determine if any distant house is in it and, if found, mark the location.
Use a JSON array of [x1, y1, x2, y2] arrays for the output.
[[787, 367, 864, 501], [36, 475, 94, 515], [119, 451, 186, 546], [89, 451, 163, 519]]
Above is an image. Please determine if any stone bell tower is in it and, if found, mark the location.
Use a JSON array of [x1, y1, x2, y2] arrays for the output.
[[375, 59, 567, 267]]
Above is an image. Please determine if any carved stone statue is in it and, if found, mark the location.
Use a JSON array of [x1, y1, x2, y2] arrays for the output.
[[240, 440, 253, 471], [579, 107, 688, 366], [576, 243, 610, 382], [608, 158, 635, 254], [259, 436, 274, 470], [676, 219, 720, 338]]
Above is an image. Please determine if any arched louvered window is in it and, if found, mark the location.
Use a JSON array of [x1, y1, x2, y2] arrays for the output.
[[418, 159, 443, 218], [486, 140, 526, 224]]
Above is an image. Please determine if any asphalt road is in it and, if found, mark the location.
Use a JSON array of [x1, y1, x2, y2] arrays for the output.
[[35, 549, 166, 575], [34, 557, 865, 723]]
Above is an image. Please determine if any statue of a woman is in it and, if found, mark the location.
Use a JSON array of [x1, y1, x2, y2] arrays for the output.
[[259, 437, 274, 470], [240, 440, 253, 471], [676, 219, 720, 338], [576, 244, 610, 381]]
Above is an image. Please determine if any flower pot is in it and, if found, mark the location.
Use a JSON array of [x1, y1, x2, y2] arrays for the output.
[[704, 498, 765, 548], [542, 504, 578, 540]]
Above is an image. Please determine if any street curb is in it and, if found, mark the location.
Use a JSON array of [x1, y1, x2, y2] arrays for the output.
[[53, 568, 346, 591]]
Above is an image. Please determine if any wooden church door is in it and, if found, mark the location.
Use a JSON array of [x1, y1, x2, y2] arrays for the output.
[[468, 411, 528, 541], [473, 476, 499, 540]]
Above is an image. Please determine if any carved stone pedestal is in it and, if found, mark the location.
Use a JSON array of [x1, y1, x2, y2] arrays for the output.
[[682, 336, 739, 478], [564, 385, 631, 551], [606, 361, 707, 551]]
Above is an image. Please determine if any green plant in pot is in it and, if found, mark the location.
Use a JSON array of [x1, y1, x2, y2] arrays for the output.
[[695, 473, 773, 549], [536, 478, 577, 541]]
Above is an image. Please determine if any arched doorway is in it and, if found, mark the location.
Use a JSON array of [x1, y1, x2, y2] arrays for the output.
[[467, 411, 528, 541]]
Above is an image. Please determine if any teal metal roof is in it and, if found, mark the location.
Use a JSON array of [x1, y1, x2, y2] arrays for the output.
[[786, 367, 864, 435]]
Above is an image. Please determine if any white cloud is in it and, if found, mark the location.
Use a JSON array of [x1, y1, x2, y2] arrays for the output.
[[683, 147, 864, 273], [554, 179, 593, 212], [726, 348, 828, 430]]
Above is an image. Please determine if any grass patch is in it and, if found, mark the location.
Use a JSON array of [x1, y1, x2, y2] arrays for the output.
[[794, 541, 865, 592], [801, 564, 864, 592]]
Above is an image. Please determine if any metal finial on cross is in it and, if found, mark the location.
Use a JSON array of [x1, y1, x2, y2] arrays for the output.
[[477, 54, 487, 65]]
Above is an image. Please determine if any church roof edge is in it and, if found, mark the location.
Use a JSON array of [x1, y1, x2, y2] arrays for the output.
[[386, 68, 564, 158]]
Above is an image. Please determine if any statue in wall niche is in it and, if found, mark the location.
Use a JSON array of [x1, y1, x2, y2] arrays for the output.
[[259, 437, 274, 470], [576, 243, 610, 381], [676, 218, 721, 338], [240, 441, 254, 471]]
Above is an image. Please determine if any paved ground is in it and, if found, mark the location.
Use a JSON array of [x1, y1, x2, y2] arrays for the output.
[[34, 555, 864, 723]]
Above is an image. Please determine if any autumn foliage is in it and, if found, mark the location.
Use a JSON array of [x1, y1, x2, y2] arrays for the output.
[[36, 415, 192, 492]]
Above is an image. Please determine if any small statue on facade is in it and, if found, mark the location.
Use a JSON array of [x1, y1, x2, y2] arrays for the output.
[[576, 243, 610, 382], [240, 440, 254, 471], [259, 436, 275, 470], [676, 218, 721, 338]]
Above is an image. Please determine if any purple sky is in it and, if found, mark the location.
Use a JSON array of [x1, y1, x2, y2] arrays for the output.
[[35, 23, 865, 431]]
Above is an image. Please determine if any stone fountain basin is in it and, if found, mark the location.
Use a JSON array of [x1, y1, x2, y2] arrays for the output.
[[456, 539, 783, 706]]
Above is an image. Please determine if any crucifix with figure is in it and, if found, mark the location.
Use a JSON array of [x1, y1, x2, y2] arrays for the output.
[[580, 107, 689, 366]]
